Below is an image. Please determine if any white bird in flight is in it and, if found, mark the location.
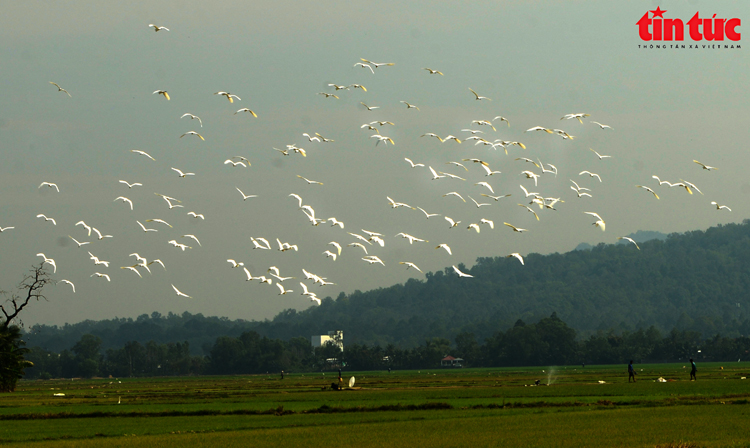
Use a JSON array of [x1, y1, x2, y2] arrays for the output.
[[121, 266, 142, 278], [429, 166, 446, 180], [436, 244, 452, 255], [153, 90, 170, 100], [579, 171, 602, 182], [504, 222, 527, 233], [119, 180, 142, 188], [525, 126, 553, 134], [360, 102, 380, 111], [521, 171, 540, 187], [518, 204, 540, 221], [329, 241, 342, 256], [371, 135, 394, 146], [38, 182, 60, 192], [591, 121, 613, 130], [171, 167, 195, 178], [468, 88, 491, 101], [182, 234, 201, 246], [362, 255, 385, 266], [131, 149, 155, 161], [617, 237, 640, 250], [395, 233, 428, 244], [36, 214, 56, 226], [227, 259, 245, 268], [224, 160, 246, 168], [694, 160, 718, 171], [445, 217, 461, 228], [171, 284, 191, 298], [400, 101, 420, 111], [215, 91, 241, 102], [235, 108, 258, 117], [76, 220, 92, 236], [440, 171, 465, 181], [137, 221, 158, 232], [88, 251, 110, 267], [507, 253, 525, 265], [421, 133, 444, 142], [180, 131, 204, 141], [360, 58, 394, 68], [399, 262, 423, 273], [475, 182, 494, 194], [92, 227, 113, 240], [405, 158, 424, 168], [561, 113, 590, 123], [36, 253, 57, 273], [59, 279, 75, 292], [49, 82, 71, 97], [482, 193, 511, 201], [443, 192, 465, 203], [236, 187, 257, 200], [145, 218, 172, 228], [91, 272, 111, 282], [452, 265, 473, 278], [276, 283, 293, 295], [417, 207, 440, 219], [636, 185, 659, 200], [353, 62, 375, 74], [469, 196, 491, 208], [149, 24, 169, 32], [584, 212, 606, 231], [348, 242, 368, 254], [710, 201, 731, 211], [181, 113, 202, 127], [297, 175, 324, 185], [114, 196, 133, 210], [590, 148, 612, 160]]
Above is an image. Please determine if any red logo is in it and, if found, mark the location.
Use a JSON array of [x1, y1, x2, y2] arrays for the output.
[[637, 7, 741, 41]]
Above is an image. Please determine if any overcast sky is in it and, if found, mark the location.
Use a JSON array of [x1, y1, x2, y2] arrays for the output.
[[1, 0, 748, 328]]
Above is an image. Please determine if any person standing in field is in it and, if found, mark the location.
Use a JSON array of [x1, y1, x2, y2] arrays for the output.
[[690, 359, 697, 381], [628, 360, 636, 382]]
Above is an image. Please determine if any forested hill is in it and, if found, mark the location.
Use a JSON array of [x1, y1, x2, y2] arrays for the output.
[[27, 221, 750, 353], [252, 221, 750, 346]]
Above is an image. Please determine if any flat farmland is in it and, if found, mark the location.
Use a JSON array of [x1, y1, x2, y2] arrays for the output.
[[1, 363, 749, 447]]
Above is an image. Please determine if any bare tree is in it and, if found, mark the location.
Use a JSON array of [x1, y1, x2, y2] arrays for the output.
[[1, 263, 52, 391], [1, 262, 53, 330]]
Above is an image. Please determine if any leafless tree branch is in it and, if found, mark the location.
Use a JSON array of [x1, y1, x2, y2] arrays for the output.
[[1, 262, 52, 330]]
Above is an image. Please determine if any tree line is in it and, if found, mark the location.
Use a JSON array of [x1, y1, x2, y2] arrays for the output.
[[23, 313, 750, 379], [23, 221, 750, 357]]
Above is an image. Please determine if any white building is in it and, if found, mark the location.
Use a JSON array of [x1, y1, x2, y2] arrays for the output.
[[311, 330, 343, 351]]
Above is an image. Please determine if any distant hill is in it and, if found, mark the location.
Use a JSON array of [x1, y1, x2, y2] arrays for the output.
[[621, 230, 668, 243], [583, 230, 667, 250], [26, 222, 750, 352]]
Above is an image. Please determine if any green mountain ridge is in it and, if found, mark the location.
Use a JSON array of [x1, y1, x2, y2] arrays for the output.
[[25, 221, 750, 354]]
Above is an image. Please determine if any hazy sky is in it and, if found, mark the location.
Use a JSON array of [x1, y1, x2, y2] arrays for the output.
[[1, 1, 748, 328]]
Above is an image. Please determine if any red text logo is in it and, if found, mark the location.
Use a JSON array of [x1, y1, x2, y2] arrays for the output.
[[637, 7, 741, 41]]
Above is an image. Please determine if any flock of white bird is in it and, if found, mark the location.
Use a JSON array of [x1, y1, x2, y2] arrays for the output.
[[3, 24, 731, 310]]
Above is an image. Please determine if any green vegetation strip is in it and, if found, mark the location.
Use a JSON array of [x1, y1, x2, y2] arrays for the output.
[[3, 396, 748, 422], [0, 402, 452, 420]]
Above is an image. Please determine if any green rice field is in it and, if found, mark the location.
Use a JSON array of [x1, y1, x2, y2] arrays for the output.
[[1, 362, 749, 447]]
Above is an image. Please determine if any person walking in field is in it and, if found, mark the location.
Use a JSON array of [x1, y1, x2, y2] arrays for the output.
[[690, 359, 697, 381], [628, 360, 636, 382]]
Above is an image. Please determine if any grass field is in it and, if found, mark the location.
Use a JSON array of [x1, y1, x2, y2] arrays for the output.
[[1, 362, 749, 447]]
